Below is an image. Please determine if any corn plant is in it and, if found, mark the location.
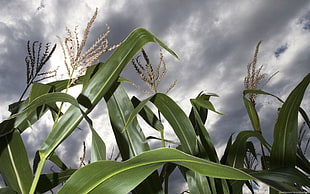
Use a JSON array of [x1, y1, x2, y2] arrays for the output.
[[0, 10, 309, 194]]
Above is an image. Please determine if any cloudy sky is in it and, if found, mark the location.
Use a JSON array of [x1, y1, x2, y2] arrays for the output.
[[1, 0, 310, 193]]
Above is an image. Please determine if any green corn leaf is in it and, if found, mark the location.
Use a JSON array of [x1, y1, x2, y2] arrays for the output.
[[179, 167, 212, 194], [243, 89, 283, 133], [83, 112, 106, 162], [150, 93, 198, 155], [29, 28, 178, 193], [105, 84, 150, 158], [220, 134, 233, 165], [33, 151, 68, 174], [243, 89, 284, 103], [36, 169, 76, 193], [48, 152, 68, 170], [246, 168, 310, 192], [34, 151, 68, 174], [227, 131, 271, 168], [19, 83, 52, 132], [187, 114, 230, 194], [270, 73, 310, 169], [190, 98, 224, 116], [243, 89, 310, 131], [47, 75, 84, 92], [105, 84, 163, 193], [0, 83, 53, 136], [131, 96, 164, 131], [190, 99, 219, 162], [297, 149, 310, 175], [81, 28, 178, 108], [189, 94, 229, 193], [58, 148, 253, 194], [0, 187, 17, 194], [38, 27, 178, 158], [150, 93, 219, 194], [0, 130, 33, 194], [90, 128, 106, 162], [243, 96, 262, 132], [6, 92, 81, 122]]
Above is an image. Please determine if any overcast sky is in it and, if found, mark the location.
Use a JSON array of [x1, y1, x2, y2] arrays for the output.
[[1, 0, 310, 193]]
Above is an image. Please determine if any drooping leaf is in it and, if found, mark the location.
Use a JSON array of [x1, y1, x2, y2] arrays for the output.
[[246, 168, 310, 192], [58, 148, 253, 194], [30, 28, 178, 193], [189, 93, 229, 193], [226, 131, 271, 168], [131, 96, 164, 131], [38, 27, 179, 159]]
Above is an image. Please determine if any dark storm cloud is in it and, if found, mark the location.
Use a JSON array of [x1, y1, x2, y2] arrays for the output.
[[1, 0, 310, 192]]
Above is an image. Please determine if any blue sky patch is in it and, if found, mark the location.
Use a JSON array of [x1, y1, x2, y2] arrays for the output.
[[274, 44, 288, 58]]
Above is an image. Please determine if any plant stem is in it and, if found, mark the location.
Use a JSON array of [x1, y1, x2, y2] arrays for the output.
[[29, 155, 46, 194], [55, 65, 76, 121], [158, 110, 165, 148]]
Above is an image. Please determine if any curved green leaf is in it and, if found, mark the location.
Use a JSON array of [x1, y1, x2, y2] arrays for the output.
[[0, 130, 33, 194], [105, 84, 162, 193], [270, 73, 310, 168], [150, 93, 198, 155], [131, 96, 164, 131], [190, 98, 224, 116], [59, 148, 253, 194], [6, 92, 80, 121], [243, 96, 262, 132], [90, 128, 106, 162], [30, 28, 178, 193], [189, 98, 230, 194], [39, 27, 178, 158], [227, 131, 271, 168], [105, 84, 150, 158], [246, 168, 310, 192]]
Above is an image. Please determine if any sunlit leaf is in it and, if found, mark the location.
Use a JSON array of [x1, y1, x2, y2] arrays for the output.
[[59, 148, 253, 194], [0, 130, 33, 194]]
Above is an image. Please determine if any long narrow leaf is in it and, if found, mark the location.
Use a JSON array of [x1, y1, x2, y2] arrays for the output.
[[270, 73, 310, 168], [105, 84, 150, 158], [243, 96, 262, 132], [38, 27, 178, 158], [246, 168, 310, 192], [150, 93, 217, 194], [131, 96, 164, 131], [31, 28, 178, 193], [105, 84, 163, 193], [227, 131, 271, 168], [0, 130, 33, 194], [58, 148, 253, 194], [150, 93, 198, 155]]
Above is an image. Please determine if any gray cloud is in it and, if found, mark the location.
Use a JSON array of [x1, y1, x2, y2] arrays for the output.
[[1, 0, 309, 192]]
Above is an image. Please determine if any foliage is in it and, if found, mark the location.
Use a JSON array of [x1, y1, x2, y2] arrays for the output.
[[0, 11, 309, 194]]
